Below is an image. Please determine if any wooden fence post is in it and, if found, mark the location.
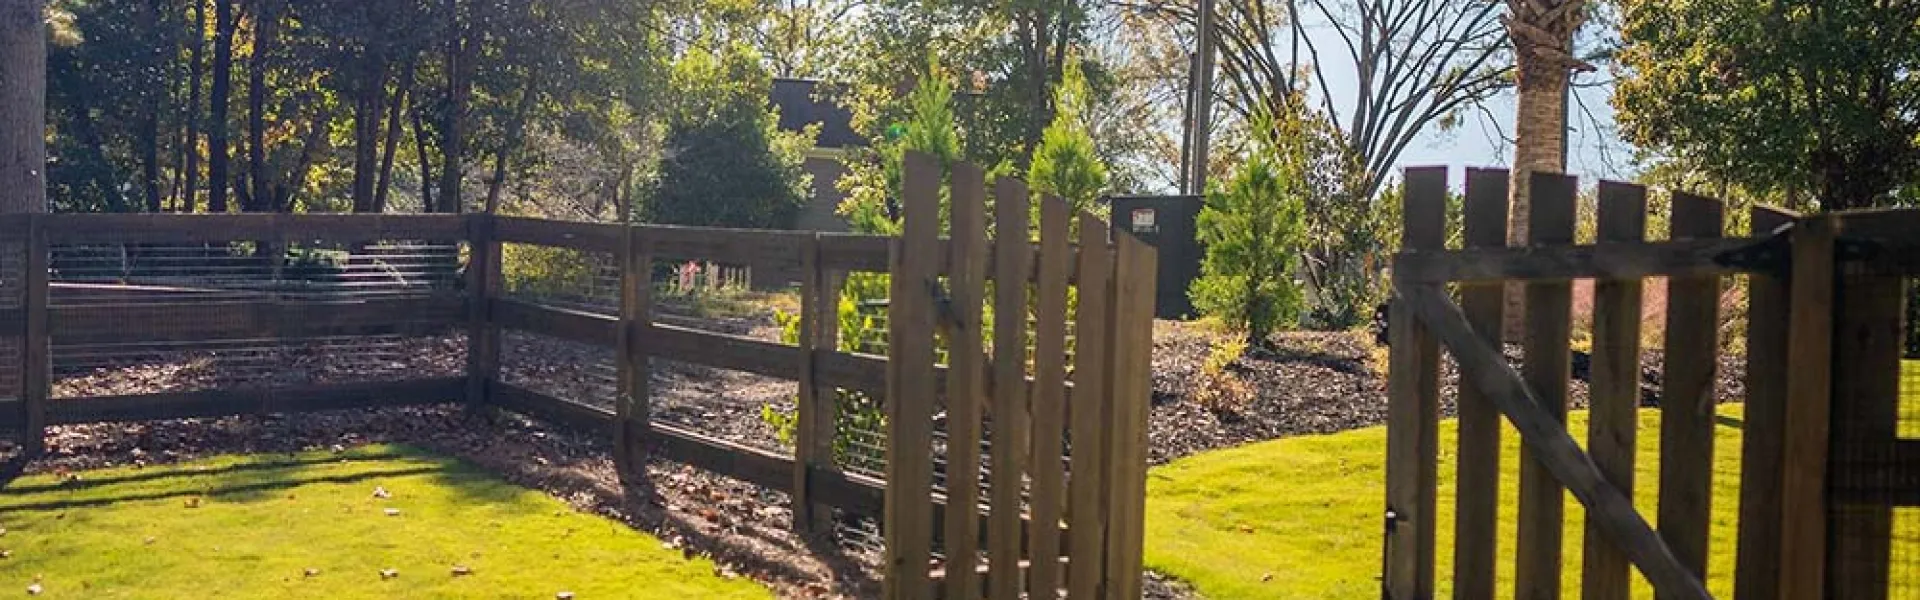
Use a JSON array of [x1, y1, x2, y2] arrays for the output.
[[1656, 192, 1725, 593], [617, 225, 654, 480], [988, 177, 1033, 600], [1067, 212, 1115, 599], [1385, 166, 1444, 600], [1452, 168, 1508, 599], [794, 233, 830, 534], [1582, 181, 1648, 599], [882, 151, 940, 600], [465, 214, 500, 408], [1513, 171, 1576, 599], [941, 162, 990, 600], [21, 214, 46, 455], [1103, 230, 1155, 600], [1733, 206, 1796, 599], [1778, 215, 1835, 599]]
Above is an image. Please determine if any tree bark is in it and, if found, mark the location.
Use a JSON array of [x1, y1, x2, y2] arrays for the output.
[[413, 94, 435, 212], [0, 0, 46, 214], [1503, 0, 1584, 339], [436, 0, 476, 214], [484, 71, 540, 214], [246, 0, 277, 212], [374, 61, 414, 214], [180, 0, 208, 212], [207, 0, 235, 213], [351, 56, 388, 212]]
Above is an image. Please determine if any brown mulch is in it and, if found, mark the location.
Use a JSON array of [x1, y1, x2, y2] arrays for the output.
[[1146, 322, 1752, 466]]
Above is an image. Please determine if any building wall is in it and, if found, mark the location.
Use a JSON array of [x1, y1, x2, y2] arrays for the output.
[[794, 155, 852, 233]]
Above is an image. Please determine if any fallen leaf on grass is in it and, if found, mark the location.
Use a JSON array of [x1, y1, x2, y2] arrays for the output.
[[183, 497, 200, 509], [383, 508, 401, 517], [372, 486, 390, 499], [556, 592, 575, 600], [450, 565, 471, 577], [25, 583, 40, 595], [379, 569, 399, 580], [303, 568, 320, 578]]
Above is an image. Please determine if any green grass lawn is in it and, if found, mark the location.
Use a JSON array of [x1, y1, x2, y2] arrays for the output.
[[0, 445, 770, 599], [1146, 397, 1920, 599]]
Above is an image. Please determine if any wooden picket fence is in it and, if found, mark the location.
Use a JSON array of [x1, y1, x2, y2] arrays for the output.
[[0, 152, 1159, 600], [1385, 167, 1920, 598], [880, 153, 1157, 600]]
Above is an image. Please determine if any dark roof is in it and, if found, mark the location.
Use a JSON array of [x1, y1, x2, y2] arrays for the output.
[[771, 78, 866, 149]]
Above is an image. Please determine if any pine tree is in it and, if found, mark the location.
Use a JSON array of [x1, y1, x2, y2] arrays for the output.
[[1189, 111, 1306, 347], [1026, 58, 1107, 217]]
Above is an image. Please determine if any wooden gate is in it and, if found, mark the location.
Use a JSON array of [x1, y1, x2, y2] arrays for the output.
[[880, 152, 1158, 600], [1385, 168, 1919, 598]]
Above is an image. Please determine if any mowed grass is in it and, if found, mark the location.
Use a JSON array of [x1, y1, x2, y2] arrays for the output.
[[0, 445, 770, 599], [1146, 371, 1920, 600]]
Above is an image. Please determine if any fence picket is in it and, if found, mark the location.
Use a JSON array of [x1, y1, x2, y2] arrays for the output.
[[883, 152, 942, 599], [942, 162, 991, 600], [795, 232, 828, 533], [1452, 168, 1508, 599], [987, 178, 1033, 600], [1583, 181, 1648, 599], [1066, 213, 1114, 600], [1385, 167, 1444, 599], [1027, 196, 1073, 598], [1513, 171, 1576, 599], [1656, 192, 1724, 592], [1103, 231, 1155, 600], [1779, 216, 1837, 598], [1733, 206, 1796, 599]]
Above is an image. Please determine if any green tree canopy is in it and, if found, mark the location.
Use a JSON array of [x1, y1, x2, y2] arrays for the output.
[[1027, 58, 1108, 217], [644, 43, 813, 229], [1613, 0, 1920, 210]]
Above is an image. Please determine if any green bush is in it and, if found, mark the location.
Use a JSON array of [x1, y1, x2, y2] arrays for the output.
[[1189, 112, 1308, 347]]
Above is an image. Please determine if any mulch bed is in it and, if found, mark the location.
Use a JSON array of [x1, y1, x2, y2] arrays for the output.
[[1145, 322, 1752, 466]]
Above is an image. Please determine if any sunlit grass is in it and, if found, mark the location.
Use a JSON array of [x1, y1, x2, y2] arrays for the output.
[[0, 445, 769, 599]]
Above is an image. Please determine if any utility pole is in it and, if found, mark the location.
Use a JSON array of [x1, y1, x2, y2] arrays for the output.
[[1186, 0, 1217, 195]]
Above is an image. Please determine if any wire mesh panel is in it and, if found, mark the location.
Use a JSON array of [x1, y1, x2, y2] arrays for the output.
[[499, 242, 621, 314], [0, 237, 24, 442], [498, 329, 617, 409], [45, 233, 468, 409]]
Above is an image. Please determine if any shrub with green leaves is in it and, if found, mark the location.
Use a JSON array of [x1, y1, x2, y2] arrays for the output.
[[1190, 112, 1308, 347]]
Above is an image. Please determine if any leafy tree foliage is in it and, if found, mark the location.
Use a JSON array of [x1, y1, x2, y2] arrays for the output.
[[1027, 58, 1108, 217], [643, 43, 813, 229], [1191, 111, 1307, 347], [837, 60, 964, 236], [1613, 0, 1920, 210]]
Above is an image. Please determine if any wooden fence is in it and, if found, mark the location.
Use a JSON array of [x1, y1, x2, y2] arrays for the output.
[[0, 153, 1159, 600], [1385, 168, 1920, 599]]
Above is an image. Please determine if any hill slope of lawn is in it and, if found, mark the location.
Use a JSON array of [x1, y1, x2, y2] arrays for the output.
[[1145, 400, 1918, 599], [0, 445, 770, 599]]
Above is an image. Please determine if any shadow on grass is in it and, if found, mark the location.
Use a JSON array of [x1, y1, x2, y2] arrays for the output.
[[0, 466, 440, 511], [3, 449, 415, 494]]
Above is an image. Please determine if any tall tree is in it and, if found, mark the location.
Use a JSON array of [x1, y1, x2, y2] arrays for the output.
[[0, 0, 48, 214], [206, 0, 234, 212], [180, 0, 206, 212], [1613, 0, 1920, 210], [244, 0, 276, 211], [1027, 57, 1108, 216], [1503, 0, 1588, 244]]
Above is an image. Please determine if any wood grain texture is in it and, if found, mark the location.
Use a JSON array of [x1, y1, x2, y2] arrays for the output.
[[1582, 181, 1647, 600], [1102, 231, 1155, 600], [491, 215, 625, 253], [1066, 213, 1113, 600], [1825, 270, 1903, 599], [1655, 192, 1724, 596], [1513, 171, 1575, 600], [618, 232, 655, 480], [48, 378, 465, 424], [1732, 206, 1796, 600], [465, 214, 500, 408], [22, 215, 47, 454], [1391, 237, 1754, 284], [1026, 195, 1072, 598], [987, 178, 1033, 600], [1778, 215, 1835, 600], [941, 163, 990, 600], [882, 151, 941, 600], [1452, 167, 1507, 600], [1399, 284, 1711, 599], [1385, 166, 1444, 600]]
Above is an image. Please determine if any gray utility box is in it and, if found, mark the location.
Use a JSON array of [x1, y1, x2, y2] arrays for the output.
[[1106, 195, 1203, 320]]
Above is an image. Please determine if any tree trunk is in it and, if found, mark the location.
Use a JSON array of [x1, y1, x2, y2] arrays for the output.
[[484, 71, 540, 214], [351, 56, 388, 212], [246, 0, 277, 212], [208, 0, 235, 213], [374, 61, 413, 214], [413, 96, 435, 212], [0, 0, 46, 214], [436, 1, 475, 214], [1503, 0, 1585, 339], [180, 0, 206, 212]]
